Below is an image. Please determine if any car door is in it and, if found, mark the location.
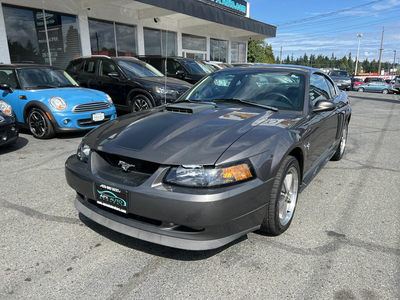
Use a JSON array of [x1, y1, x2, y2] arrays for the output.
[[0, 68, 23, 122], [90, 59, 126, 108], [303, 73, 339, 171], [77, 59, 97, 88]]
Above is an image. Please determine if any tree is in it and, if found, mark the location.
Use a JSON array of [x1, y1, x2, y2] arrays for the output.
[[247, 40, 275, 63]]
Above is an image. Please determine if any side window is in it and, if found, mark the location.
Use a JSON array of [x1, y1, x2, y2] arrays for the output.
[[326, 78, 336, 98], [166, 60, 184, 75], [67, 60, 84, 73], [0, 69, 18, 89], [99, 60, 118, 76], [147, 59, 163, 72], [310, 74, 332, 105], [84, 60, 96, 74]]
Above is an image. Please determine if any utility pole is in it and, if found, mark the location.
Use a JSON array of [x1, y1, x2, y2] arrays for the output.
[[280, 46, 282, 64], [377, 26, 385, 75], [355, 34, 362, 75], [393, 50, 397, 75]]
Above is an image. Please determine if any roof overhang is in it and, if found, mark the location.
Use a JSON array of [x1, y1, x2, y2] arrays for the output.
[[80, 0, 276, 40]]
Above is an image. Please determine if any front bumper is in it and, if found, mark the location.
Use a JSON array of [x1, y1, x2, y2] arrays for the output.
[[0, 116, 19, 146], [65, 154, 272, 250]]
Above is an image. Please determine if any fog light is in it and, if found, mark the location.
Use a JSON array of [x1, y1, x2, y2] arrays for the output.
[[63, 119, 69, 125], [11, 126, 16, 132]]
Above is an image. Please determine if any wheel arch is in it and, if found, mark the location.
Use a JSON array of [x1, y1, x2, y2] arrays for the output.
[[23, 101, 57, 126], [126, 89, 156, 108], [287, 147, 304, 184]]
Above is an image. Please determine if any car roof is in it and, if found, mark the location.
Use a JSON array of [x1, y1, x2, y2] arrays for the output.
[[0, 63, 59, 69], [218, 64, 321, 74]]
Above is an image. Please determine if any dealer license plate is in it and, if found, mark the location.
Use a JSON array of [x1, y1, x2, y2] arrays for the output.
[[337, 83, 342, 86], [95, 183, 128, 213], [92, 112, 105, 122]]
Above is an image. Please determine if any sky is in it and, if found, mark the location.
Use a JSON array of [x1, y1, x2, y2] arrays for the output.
[[248, 0, 400, 64]]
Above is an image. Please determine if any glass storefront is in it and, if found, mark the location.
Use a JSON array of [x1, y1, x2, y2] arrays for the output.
[[89, 19, 137, 57], [3, 4, 81, 68], [231, 41, 246, 63], [144, 28, 177, 56], [210, 38, 228, 62], [182, 34, 206, 51]]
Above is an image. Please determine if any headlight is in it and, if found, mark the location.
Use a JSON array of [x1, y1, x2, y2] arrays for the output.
[[152, 86, 174, 94], [0, 99, 13, 116], [77, 141, 91, 163], [49, 97, 67, 110], [164, 162, 255, 188], [105, 93, 113, 103]]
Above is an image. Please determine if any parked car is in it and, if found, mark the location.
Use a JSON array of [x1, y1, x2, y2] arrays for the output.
[[327, 70, 351, 91], [0, 64, 116, 139], [364, 77, 389, 85], [66, 56, 191, 112], [357, 82, 391, 94], [389, 76, 400, 94], [136, 56, 212, 84], [203, 61, 233, 71], [351, 77, 364, 90], [0, 99, 18, 146], [65, 65, 351, 250]]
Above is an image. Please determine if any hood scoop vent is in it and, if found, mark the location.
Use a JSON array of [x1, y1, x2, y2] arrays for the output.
[[165, 103, 215, 114]]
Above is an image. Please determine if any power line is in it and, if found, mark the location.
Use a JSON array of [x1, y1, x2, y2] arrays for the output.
[[277, 0, 384, 26]]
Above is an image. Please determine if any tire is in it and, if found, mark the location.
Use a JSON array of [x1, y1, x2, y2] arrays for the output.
[[28, 108, 55, 139], [382, 89, 388, 94], [357, 87, 364, 92], [331, 122, 348, 161], [260, 155, 300, 235], [130, 95, 153, 112]]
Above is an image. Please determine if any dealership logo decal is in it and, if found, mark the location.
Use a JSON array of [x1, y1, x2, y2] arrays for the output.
[[97, 190, 126, 207]]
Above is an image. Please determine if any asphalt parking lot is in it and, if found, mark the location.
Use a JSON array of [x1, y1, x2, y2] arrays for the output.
[[1, 90, 399, 299]]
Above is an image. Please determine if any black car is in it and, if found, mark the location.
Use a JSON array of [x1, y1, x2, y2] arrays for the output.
[[65, 65, 351, 250], [0, 99, 18, 146], [328, 70, 351, 91], [136, 56, 213, 84], [66, 56, 192, 112]]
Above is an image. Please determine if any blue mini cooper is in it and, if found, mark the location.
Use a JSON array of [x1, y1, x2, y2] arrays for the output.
[[0, 64, 117, 139]]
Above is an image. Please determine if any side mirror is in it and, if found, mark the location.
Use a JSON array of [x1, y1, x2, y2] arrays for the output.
[[0, 83, 13, 93], [313, 100, 336, 112], [176, 70, 185, 77]]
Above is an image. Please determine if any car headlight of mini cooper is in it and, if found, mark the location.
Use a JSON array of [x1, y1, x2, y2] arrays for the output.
[[0, 99, 13, 116], [105, 93, 113, 103], [77, 141, 91, 163], [152, 86, 174, 94], [49, 97, 67, 110], [164, 162, 255, 188]]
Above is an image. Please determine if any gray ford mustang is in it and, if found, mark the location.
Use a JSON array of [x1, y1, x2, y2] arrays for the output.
[[65, 65, 351, 250]]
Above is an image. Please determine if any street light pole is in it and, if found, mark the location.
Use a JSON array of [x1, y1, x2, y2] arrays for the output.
[[393, 50, 397, 75], [355, 33, 362, 76]]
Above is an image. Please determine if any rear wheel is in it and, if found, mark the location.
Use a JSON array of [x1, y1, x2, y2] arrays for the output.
[[331, 122, 348, 161], [260, 156, 300, 235], [130, 95, 153, 112], [28, 108, 55, 139], [357, 87, 364, 92], [382, 89, 389, 94]]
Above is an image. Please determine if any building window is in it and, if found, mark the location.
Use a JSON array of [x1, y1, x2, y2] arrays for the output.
[[2, 4, 81, 69], [89, 18, 137, 57], [231, 41, 246, 63], [182, 34, 206, 51], [210, 39, 228, 62], [144, 28, 177, 56]]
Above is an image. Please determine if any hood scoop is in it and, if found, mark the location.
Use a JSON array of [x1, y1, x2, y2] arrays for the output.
[[165, 102, 215, 114]]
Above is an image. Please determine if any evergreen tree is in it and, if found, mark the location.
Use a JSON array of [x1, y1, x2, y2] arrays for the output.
[[247, 40, 275, 63]]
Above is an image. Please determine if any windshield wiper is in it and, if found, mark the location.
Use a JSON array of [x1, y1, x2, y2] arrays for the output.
[[212, 98, 278, 112], [57, 84, 76, 88], [36, 84, 57, 89]]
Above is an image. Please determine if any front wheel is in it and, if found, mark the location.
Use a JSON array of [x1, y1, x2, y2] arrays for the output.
[[382, 89, 389, 94], [357, 87, 364, 92], [130, 95, 153, 112], [331, 122, 348, 161], [28, 108, 55, 139], [260, 156, 300, 235]]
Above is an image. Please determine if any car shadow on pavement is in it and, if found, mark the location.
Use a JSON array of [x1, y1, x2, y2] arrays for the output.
[[79, 213, 247, 260], [0, 136, 29, 154]]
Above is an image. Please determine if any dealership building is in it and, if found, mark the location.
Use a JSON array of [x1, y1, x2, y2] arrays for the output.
[[0, 0, 276, 69]]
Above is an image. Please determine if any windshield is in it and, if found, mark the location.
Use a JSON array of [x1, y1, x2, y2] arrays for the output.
[[329, 70, 350, 77], [180, 69, 305, 111], [180, 60, 213, 75], [116, 60, 164, 78], [17, 68, 79, 89]]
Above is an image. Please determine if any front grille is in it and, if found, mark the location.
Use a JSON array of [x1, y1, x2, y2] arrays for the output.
[[77, 115, 111, 127], [73, 102, 111, 113]]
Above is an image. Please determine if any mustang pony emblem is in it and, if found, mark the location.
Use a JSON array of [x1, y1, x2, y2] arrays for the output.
[[118, 160, 135, 172]]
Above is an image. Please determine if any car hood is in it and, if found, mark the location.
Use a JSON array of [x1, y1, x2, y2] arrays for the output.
[[26, 87, 108, 104], [133, 77, 192, 90], [85, 103, 298, 166], [329, 76, 351, 81]]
